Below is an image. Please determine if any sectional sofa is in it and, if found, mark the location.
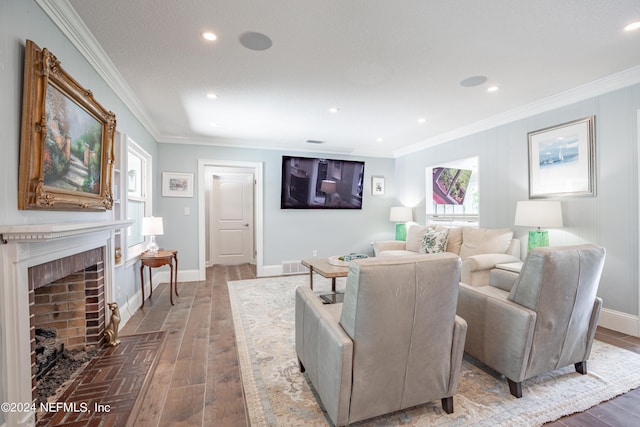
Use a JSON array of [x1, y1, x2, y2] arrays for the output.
[[373, 224, 521, 286]]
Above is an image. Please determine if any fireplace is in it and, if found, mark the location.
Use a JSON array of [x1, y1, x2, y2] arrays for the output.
[[0, 221, 125, 427], [29, 248, 106, 398]]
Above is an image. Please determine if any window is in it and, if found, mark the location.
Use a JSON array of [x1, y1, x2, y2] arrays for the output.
[[425, 156, 479, 226], [127, 138, 152, 257]]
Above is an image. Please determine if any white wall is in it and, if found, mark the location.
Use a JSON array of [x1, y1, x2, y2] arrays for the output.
[[395, 84, 640, 321], [156, 143, 396, 271]]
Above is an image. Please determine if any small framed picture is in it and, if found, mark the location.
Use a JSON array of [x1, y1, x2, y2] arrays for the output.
[[371, 176, 385, 196], [162, 172, 194, 197]]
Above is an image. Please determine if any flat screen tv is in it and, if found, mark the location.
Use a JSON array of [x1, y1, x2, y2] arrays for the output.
[[432, 167, 472, 205], [281, 156, 364, 209]]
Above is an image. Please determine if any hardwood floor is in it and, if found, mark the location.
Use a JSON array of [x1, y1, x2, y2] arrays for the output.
[[121, 264, 640, 426], [122, 264, 253, 427]]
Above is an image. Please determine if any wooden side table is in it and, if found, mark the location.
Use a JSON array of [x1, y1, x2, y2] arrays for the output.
[[140, 249, 179, 308]]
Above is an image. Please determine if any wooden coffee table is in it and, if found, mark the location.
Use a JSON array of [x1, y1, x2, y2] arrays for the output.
[[301, 258, 349, 292]]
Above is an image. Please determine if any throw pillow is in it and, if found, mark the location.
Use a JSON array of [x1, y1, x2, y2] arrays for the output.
[[419, 228, 449, 254], [434, 226, 463, 254], [459, 227, 513, 259]]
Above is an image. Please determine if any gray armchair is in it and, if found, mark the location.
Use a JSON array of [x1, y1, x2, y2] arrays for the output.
[[457, 244, 606, 398], [295, 253, 467, 426]]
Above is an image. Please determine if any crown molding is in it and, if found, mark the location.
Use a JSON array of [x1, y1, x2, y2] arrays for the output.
[[158, 135, 395, 158], [394, 66, 640, 158], [36, 0, 160, 140]]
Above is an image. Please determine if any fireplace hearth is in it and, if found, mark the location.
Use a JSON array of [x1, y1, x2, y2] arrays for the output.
[[35, 346, 98, 406]]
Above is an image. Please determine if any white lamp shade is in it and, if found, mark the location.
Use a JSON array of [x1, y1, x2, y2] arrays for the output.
[[141, 216, 164, 236], [320, 180, 337, 193], [514, 201, 563, 228], [389, 206, 413, 222]]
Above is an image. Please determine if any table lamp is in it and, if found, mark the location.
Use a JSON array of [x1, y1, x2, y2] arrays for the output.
[[389, 206, 413, 241], [141, 216, 164, 254], [514, 201, 563, 250], [320, 180, 337, 205]]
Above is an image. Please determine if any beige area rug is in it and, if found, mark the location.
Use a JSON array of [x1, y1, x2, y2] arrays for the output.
[[228, 275, 640, 426]]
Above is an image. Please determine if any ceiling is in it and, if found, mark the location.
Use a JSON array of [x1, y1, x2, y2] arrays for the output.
[[46, 1, 640, 157]]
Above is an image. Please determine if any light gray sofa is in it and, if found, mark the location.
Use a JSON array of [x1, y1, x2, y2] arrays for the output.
[[456, 244, 606, 397], [295, 253, 467, 425], [373, 224, 521, 286]]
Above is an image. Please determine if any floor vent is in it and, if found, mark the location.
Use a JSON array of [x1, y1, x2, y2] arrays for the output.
[[282, 260, 309, 275]]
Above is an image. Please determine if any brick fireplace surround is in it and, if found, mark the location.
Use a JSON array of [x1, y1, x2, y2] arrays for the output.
[[0, 221, 126, 427], [30, 247, 106, 395]]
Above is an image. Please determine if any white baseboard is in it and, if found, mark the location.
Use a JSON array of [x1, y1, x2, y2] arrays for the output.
[[154, 268, 201, 284], [117, 291, 141, 330], [598, 307, 640, 337]]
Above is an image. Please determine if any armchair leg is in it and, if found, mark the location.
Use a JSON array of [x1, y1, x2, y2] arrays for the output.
[[298, 358, 305, 373], [441, 396, 453, 414], [508, 379, 522, 398], [575, 361, 587, 375]]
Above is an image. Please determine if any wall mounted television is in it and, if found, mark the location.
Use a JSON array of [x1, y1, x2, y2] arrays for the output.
[[432, 167, 472, 205], [281, 156, 365, 209]]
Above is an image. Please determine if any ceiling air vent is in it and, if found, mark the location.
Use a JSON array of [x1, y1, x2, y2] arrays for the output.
[[306, 140, 324, 144]]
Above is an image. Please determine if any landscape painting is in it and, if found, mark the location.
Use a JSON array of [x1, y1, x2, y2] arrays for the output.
[[537, 135, 579, 169], [44, 83, 103, 194]]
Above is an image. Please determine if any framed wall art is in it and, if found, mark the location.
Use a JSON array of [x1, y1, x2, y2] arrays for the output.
[[528, 116, 596, 198], [162, 172, 194, 197], [371, 176, 385, 195], [18, 40, 116, 210]]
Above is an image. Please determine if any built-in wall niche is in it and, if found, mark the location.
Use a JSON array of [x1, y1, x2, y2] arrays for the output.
[[425, 156, 479, 226]]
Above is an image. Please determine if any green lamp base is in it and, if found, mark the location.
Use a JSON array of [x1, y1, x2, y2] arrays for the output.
[[395, 223, 407, 241], [528, 229, 549, 250]]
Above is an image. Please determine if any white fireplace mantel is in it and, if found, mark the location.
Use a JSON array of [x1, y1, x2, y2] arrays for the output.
[[0, 220, 132, 243], [0, 220, 131, 427]]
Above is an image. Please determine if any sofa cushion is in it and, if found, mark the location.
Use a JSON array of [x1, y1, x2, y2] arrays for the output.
[[459, 228, 513, 259], [405, 224, 429, 252], [419, 228, 449, 254], [444, 227, 463, 254]]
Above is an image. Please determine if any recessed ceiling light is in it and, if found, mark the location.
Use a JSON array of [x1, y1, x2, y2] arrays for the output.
[[202, 32, 217, 41], [210, 122, 219, 127], [376, 138, 383, 143], [417, 118, 427, 124], [239, 31, 273, 51], [206, 93, 217, 99], [624, 21, 640, 31], [329, 107, 340, 113], [487, 86, 499, 92], [460, 75, 488, 87]]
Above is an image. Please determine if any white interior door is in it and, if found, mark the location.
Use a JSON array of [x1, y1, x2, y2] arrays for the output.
[[211, 172, 254, 265]]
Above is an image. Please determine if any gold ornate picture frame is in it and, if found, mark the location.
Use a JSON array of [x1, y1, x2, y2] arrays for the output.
[[18, 40, 116, 211]]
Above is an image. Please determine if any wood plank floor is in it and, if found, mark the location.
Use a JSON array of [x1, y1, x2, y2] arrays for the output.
[[121, 264, 640, 426]]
